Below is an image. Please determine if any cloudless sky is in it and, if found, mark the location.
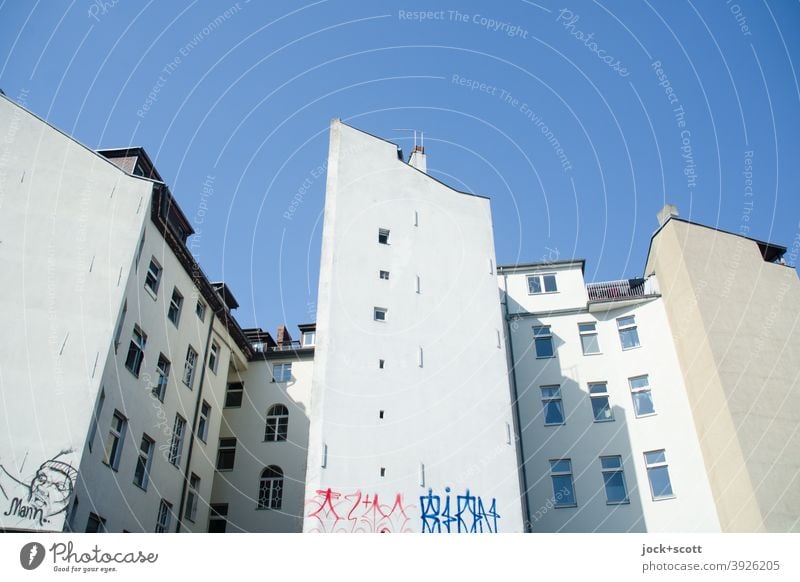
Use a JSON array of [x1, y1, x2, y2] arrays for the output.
[[2, 0, 799, 335]]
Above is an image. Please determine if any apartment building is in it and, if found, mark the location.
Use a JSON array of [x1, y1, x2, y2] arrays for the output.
[[1, 93, 797, 533]]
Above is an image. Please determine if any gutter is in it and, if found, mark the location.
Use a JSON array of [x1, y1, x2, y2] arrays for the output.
[[501, 272, 533, 533], [175, 311, 216, 532]]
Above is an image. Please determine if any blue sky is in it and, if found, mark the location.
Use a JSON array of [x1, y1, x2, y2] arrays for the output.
[[2, 0, 799, 334]]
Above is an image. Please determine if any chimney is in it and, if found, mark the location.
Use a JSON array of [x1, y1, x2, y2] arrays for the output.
[[276, 324, 293, 346], [409, 145, 427, 173], [657, 204, 679, 226]]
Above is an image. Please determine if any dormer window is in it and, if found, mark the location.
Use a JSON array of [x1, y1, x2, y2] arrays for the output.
[[527, 273, 557, 294]]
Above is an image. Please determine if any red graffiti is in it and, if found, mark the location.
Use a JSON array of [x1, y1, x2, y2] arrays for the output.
[[305, 488, 415, 533]]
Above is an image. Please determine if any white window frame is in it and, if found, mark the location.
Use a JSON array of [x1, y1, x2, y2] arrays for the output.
[[533, 325, 555, 358], [540, 385, 565, 426], [208, 341, 220, 374], [265, 404, 289, 442], [589, 381, 614, 422], [168, 415, 186, 466], [302, 331, 316, 346], [168, 287, 183, 326], [133, 434, 154, 490], [153, 354, 170, 401], [104, 411, 127, 470], [600, 455, 629, 504], [617, 315, 641, 350], [629, 375, 656, 418], [144, 257, 162, 296], [549, 459, 577, 508], [124, 325, 147, 377], [198, 401, 211, 443], [195, 299, 206, 321], [374, 307, 387, 322], [272, 363, 292, 383], [527, 273, 558, 294], [183, 346, 198, 387], [578, 322, 601, 355], [644, 449, 675, 500], [185, 474, 200, 522], [257, 466, 284, 510], [155, 499, 172, 533]]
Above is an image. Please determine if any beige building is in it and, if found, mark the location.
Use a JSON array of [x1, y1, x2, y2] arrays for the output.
[[645, 206, 800, 532]]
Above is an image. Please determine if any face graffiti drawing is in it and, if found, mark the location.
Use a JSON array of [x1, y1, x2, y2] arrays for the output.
[[1, 450, 78, 527], [28, 460, 76, 517]]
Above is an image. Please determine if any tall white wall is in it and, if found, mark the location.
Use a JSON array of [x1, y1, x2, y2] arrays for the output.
[[0, 96, 151, 531], [502, 263, 720, 532], [304, 120, 524, 533]]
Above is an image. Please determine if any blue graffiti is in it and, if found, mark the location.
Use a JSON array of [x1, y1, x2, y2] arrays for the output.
[[420, 487, 500, 533]]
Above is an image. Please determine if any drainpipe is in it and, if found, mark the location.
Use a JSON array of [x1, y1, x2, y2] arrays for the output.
[[502, 272, 533, 533], [175, 310, 216, 532]]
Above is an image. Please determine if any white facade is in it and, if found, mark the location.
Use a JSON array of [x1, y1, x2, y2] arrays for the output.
[[500, 261, 720, 532], [2, 94, 797, 533], [303, 120, 525, 533], [210, 343, 314, 533]]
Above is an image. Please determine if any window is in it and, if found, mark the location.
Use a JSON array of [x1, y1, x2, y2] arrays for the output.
[[124, 325, 147, 377], [258, 466, 284, 510], [533, 325, 554, 358], [527, 273, 557, 294], [272, 363, 292, 383], [225, 382, 243, 408], [133, 434, 155, 490], [644, 450, 674, 499], [144, 258, 162, 295], [629, 375, 655, 417], [113, 301, 127, 353], [153, 354, 170, 401], [208, 341, 220, 373], [549, 459, 576, 507], [600, 456, 629, 504], [302, 331, 316, 346], [378, 359, 385, 369], [87, 389, 105, 453], [198, 401, 211, 443], [183, 346, 198, 387], [216, 437, 236, 471], [155, 499, 173, 533], [85, 513, 106, 533], [374, 307, 387, 322], [168, 415, 186, 466], [378, 228, 390, 244], [168, 287, 183, 326], [195, 299, 206, 321], [589, 382, 613, 422], [617, 315, 640, 350], [104, 411, 127, 470], [185, 474, 200, 522], [265, 404, 289, 442], [540, 385, 565, 425], [208, 503, 228, 532], [379, 270, 390, 280], [579, 322, 600, 355]]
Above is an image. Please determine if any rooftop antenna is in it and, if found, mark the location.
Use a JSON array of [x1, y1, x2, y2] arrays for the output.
[[393, 128, 425, 152]]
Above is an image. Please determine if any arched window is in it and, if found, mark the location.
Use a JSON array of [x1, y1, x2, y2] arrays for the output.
[[265, 404, 289, 442], [258, 465, 283, 510]]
